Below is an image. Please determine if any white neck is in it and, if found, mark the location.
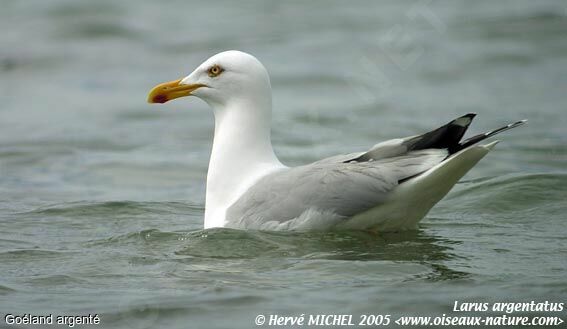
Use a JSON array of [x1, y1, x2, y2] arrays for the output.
[[204, 96, 284, 228]]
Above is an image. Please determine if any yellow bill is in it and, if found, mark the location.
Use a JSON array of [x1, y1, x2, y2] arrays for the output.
[[147, 79, 206, 104]]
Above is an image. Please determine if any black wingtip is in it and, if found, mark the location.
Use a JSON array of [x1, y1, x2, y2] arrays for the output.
[[457, 118, 527, 151], [402, 113, 478, 154]]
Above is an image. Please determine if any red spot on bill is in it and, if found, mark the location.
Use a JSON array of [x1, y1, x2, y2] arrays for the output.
[[152, 94, 168, 103]]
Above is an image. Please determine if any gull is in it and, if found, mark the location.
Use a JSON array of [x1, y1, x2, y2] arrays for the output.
[[147, 50, 526, 231]]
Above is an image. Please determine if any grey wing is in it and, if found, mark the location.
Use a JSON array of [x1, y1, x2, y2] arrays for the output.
[[225, 149, 447, 230]]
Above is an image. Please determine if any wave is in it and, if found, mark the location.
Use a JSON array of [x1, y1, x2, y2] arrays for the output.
[[25, 201, 203, 217], [434, 173, 567, 221], [0, 284, 17, 295], [0, 249, 72, 262], [27, 274, 88, 286]]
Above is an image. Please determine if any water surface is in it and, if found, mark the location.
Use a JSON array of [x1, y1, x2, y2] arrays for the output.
[[1, 0, 566, 328]]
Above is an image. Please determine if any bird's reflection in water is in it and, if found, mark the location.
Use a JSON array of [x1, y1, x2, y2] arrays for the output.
[[174, 227, 469, 283]]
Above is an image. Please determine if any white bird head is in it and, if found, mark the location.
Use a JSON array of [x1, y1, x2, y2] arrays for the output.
[[147, 50, 271, 109]]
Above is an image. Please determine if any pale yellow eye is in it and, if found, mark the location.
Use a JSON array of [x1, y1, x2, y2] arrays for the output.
[[207, 65, 224, 77]]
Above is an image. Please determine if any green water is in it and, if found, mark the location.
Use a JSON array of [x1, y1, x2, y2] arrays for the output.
[[1, 0, 566, 328]]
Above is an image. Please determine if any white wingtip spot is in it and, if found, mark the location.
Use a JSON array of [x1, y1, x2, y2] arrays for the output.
[[517, 119, 528, 126], [453, 117, 472, 127]]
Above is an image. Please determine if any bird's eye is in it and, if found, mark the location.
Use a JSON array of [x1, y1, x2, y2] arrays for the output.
[[207, 65, 224, 77]]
